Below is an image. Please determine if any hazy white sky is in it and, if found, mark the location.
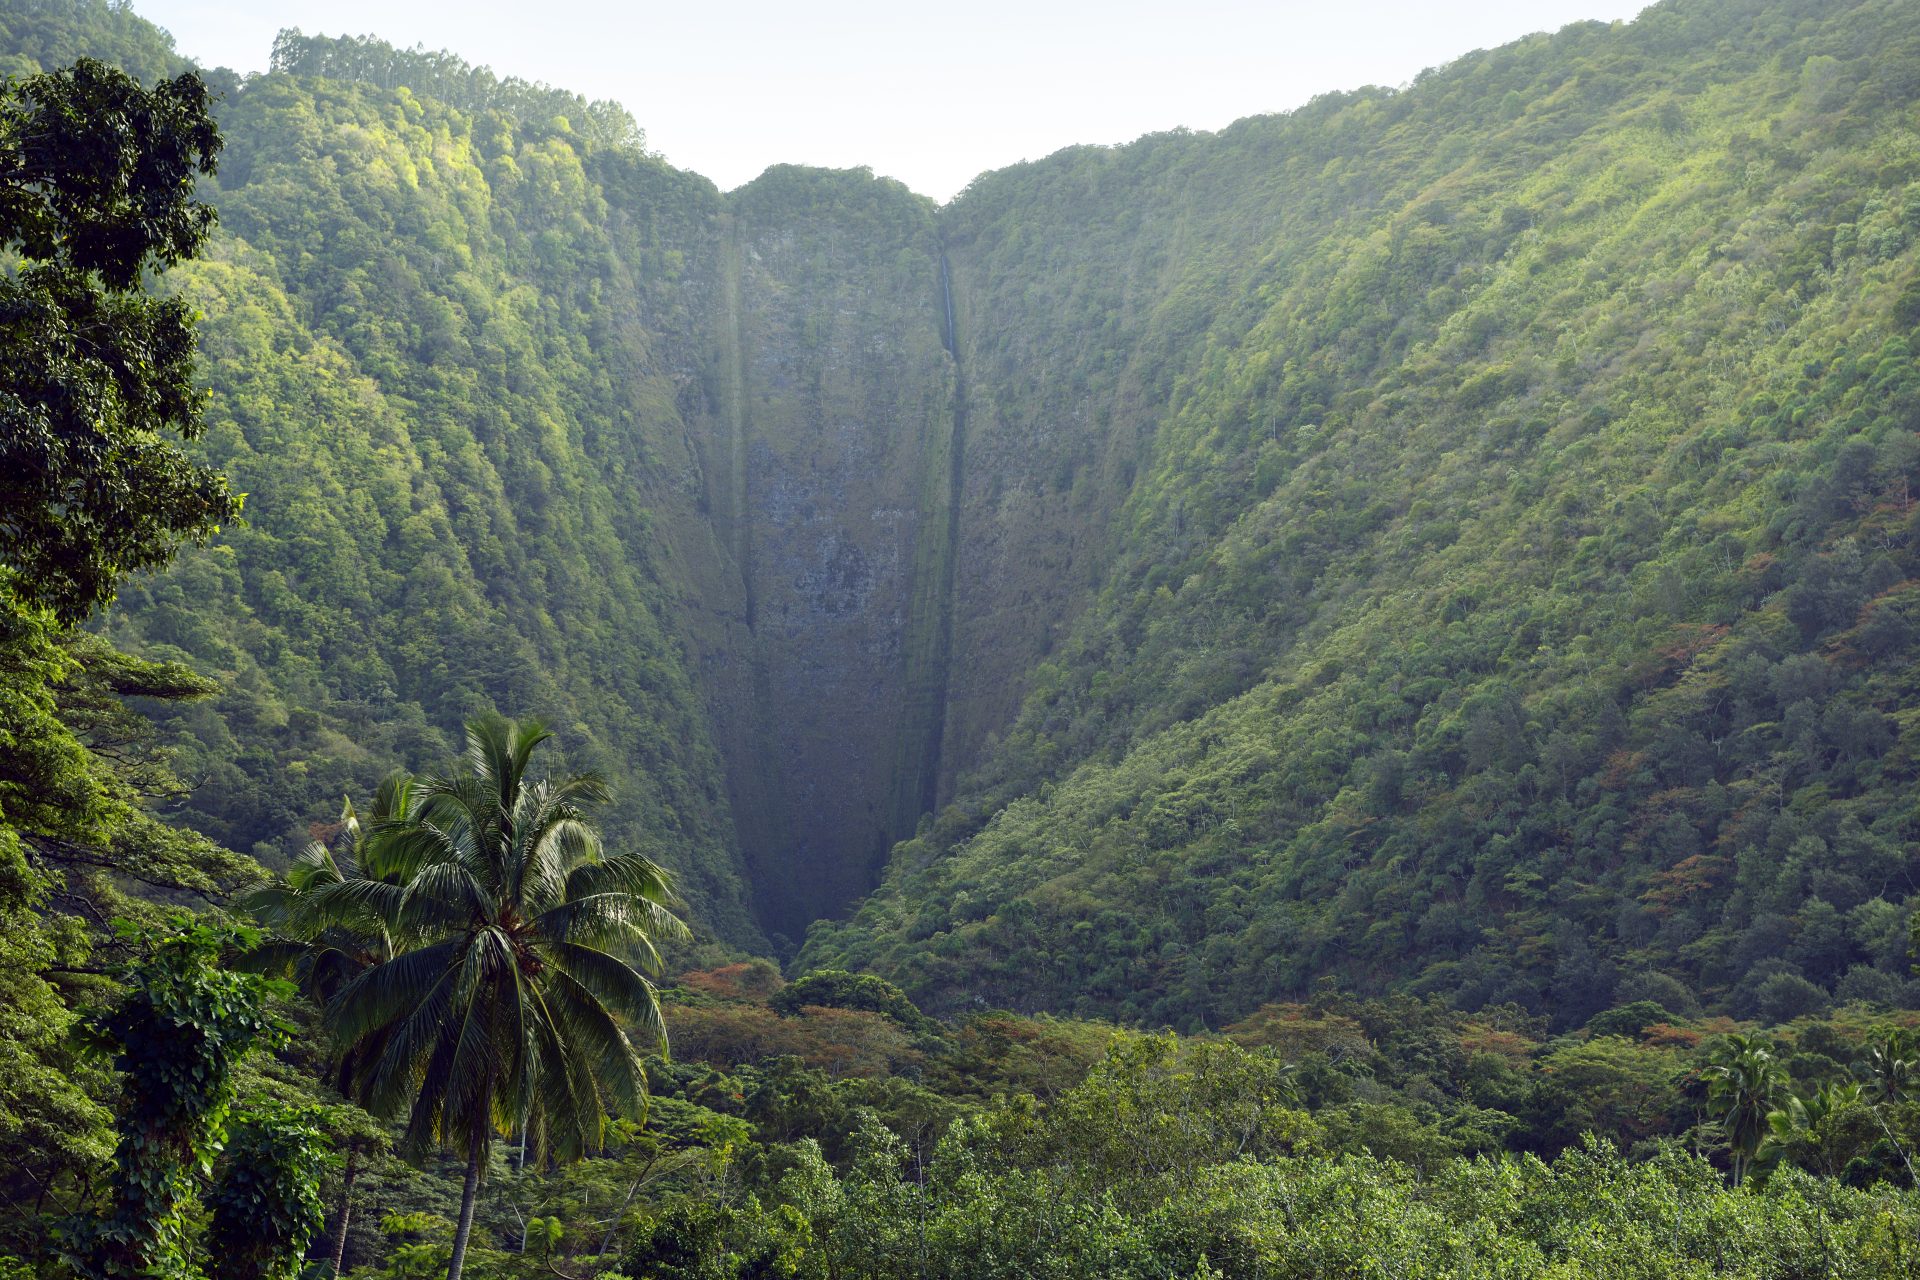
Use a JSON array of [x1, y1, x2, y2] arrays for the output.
[[134, 0, 1650, 200]]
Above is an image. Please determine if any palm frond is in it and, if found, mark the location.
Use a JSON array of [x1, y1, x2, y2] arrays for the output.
[[232, 935, 315, 978], [564, 853, 681, 907], [541, 940, 668, 1053], [327, 938, 460, 1049], [518, 990, 592, 1164], [532, 968, 649, 1158], [438, 933, 514, 1140], [544, 967, 649, 1114], [532, 892, 687, 967], [402, 858, 496, 930], [370, 771, 415, 824], [519, 813, 599, 914], [287, 710, 685, 1177], [364, 811, 465, 884]]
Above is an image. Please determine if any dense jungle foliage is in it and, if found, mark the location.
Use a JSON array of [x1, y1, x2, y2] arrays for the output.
[[4, 0, 765, 951], [808, 0, 1920, 1032], [7, 0, 1920, 1274]]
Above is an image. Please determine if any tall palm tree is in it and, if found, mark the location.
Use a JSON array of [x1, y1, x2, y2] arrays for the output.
[[291, 714, 687, 1280], [1759, 1080, 1864, 1179], [1864, 1029, 1918, 1103], [246, 775, 418, 1029], [1702, 1033, 1789, 1186], [244, 777, 417, 1278], [1860, 1029, 1920, 1187]]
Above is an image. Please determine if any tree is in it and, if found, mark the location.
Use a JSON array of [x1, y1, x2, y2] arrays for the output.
[[58, 921, 289, 1280], [1758, 1082, 1870, 1180], [769, 969, 935, 1031], [0, 56, 246, 1248], [315, 713, 688, 1280], [0, 57, 238, 623], [1863, 1029, 1919, 1103], [1531, 1036, 1684, 1152], [1701, 1034, 1790, 1186], [243, 788, 417, 1278], [245, 781, 419, 1075], [204, 1106, 331, 1280]]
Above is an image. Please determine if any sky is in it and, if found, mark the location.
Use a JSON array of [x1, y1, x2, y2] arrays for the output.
[[133, 0, 1652, 201]]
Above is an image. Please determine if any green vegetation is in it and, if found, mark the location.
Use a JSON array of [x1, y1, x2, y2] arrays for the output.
[[0, 37, 295, 1273], [265, 30, 643, 153], [6, 0, 1920, 1274], [283, 966, 1920, 1278], [810, 0, 1920, 1034], [204, 1106, 332, 1280], [58, 922, 310, 1280], [276, 713, 687, 1280], [0, 55, 235, 622], [78, 9, 759, 946]]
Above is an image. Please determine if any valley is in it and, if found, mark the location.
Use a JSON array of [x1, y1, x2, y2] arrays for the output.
[[5, 0, 1920, 1273], [56, 0, 1919, 1033]]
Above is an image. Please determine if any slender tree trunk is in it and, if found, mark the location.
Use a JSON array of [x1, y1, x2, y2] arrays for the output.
[[447, 1114, 489, 1280], [330, 1143, 361, 1279], [596, 1152, 659, 1261]]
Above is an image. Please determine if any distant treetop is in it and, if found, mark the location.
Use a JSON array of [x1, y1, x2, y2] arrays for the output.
[[267, 28, 645, 154]]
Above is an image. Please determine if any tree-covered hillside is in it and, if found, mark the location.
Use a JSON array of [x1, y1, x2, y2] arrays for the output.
[[11, 6, 974, 949], [15, 0, 1920, 1274], [148, 73, 763, 938], [12, 0, 1920, 1031], [2, 7, 761, 943], [807, 0, 1920, 1030]]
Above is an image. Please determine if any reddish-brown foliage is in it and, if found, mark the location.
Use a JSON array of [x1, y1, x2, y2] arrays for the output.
[[667, 1000, 917, 1079], [1223, 1003, 1372, 1062], [680, 961, 785, 1002], [1639, 854, 1729, 916]]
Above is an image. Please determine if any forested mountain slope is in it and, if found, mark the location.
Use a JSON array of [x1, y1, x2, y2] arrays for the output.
[[7, 4, 996, 946], [108, 80, 766, 944], [12, 0, 1920, 1028], [806, 0, 1920, 1028]]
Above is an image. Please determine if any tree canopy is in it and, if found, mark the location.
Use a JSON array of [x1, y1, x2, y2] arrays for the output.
[[0, 56, 236, 622]]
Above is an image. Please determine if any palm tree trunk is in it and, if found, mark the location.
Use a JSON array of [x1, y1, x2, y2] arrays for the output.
[[329, 1142, 361, 1279], [447, 1114, 489, 1280]]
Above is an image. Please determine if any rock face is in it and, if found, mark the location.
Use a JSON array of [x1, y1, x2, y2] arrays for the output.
[[579, 162, 977, 944], [77, 44, 1106, 946], [628, 166, 1144, 943], [38, 0, 1920, 1023], [682, 169, 960, 942]]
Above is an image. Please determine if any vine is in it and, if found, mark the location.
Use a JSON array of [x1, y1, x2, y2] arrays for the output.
[[60, 920, 288, 1280], [205, 1107, 330, 1280]]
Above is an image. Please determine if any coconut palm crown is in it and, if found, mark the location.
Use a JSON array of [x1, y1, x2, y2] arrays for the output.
[[258, 712, 688, 1280], [243, 774, 417, 1023], [1702, 1033, 1790, 1186]]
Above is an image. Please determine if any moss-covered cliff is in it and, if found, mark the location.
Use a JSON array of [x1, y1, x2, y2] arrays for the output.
[[703, 167, 957, 940], [9, 8, 989, 947]]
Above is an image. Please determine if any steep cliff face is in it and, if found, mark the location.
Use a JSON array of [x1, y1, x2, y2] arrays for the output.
[[806, 0, 1920, 1027], [691, 169, 958, 941], [70, 47, 1051, 946], [583, 163, 1114, 945], [933, 145, 1220, 797], [14, 2, 1249, 951]]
